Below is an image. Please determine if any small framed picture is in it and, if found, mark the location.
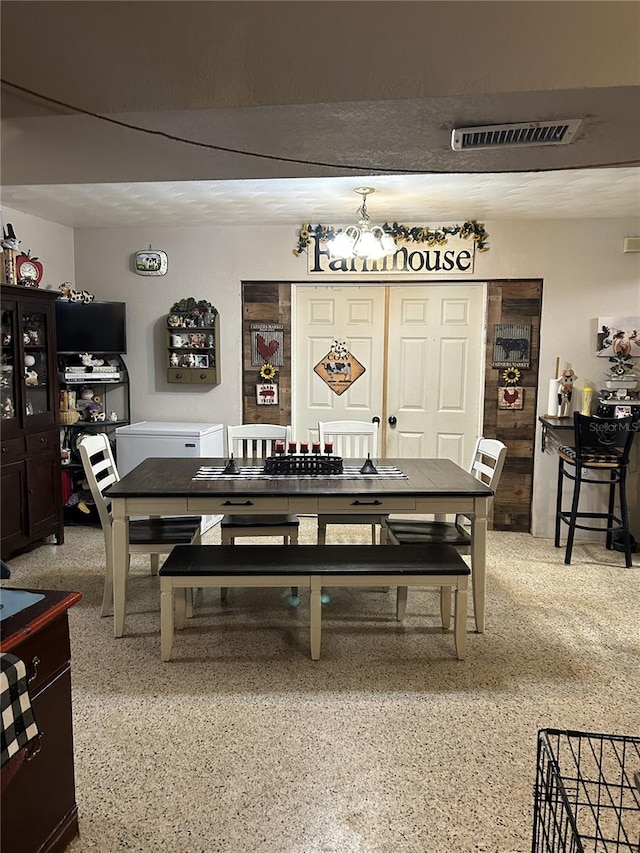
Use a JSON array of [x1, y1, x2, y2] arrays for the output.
[[257, 383, 278, 405], [134, 249, 168, 276], [195, 354, 209, 368], [498, 386, 524, 410]]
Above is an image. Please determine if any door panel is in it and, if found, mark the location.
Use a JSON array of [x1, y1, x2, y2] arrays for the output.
[[386, 285, 485, 465], [294, 286, 386, 443]]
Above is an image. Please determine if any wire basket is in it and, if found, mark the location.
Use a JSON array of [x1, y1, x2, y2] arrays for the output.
[[532, 729, 640, 852], [59, 410, 80, 425], [263, 454, 344, 476]]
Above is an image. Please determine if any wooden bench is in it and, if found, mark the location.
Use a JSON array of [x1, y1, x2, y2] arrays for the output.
[[158, 544, 471, 661]]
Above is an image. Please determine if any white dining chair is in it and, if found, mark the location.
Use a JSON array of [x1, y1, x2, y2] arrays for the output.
[[385, 437, 507, 628], [78, 433, 201, 618], [317, 419, 386, 544], [221, 424, 299, 545]]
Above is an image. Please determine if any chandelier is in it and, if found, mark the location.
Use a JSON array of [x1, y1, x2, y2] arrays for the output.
[[327, 187, 397, 261]]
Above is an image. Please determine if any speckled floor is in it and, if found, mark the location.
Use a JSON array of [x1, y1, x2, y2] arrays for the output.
[[3, 519, 639, 853]]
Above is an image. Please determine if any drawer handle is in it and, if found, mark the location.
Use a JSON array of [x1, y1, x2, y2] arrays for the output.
[[222, 500, 254, 507], [351, 499, 383, 506], [176, 373, 183, 379], [27, 655, 41, 683], [25, 733, 44, 762], [199, 373, 206, 379], [40, 437, 46, 443]]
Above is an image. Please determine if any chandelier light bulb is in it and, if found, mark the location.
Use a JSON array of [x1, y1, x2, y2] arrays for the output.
[[327, 187, 397, 261]]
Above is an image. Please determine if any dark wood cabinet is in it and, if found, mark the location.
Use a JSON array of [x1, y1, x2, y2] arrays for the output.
[[1, 284, 63, 559], [1, 588, 82, 853]]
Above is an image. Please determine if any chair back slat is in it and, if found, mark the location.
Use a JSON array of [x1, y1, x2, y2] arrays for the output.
[[318, 420, 379, 458], [227, 424, 291, 459], [573, 412, 637, 464], [78, 433, 120, 536], [469, 438, 507, 510]]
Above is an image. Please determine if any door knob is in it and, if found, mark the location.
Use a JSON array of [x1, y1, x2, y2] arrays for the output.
[[388, 415, 397, 426], [372, 416, 380, 425]]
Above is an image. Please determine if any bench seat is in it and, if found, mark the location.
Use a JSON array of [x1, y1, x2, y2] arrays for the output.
[[159, 544, 470, 661]]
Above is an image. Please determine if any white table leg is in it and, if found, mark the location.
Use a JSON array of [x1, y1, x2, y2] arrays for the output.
[[396, 586, 408, 621], [454, 577, 468, 660], [160, 580, 175, 661], [471, 499, 488, 633], [310, 578, 322, 660], [111, 498, 129, 639]]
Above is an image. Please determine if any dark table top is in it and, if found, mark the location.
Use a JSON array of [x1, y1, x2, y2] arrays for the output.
[[106, 457, 494, 500], [538, 415, 574, 429]]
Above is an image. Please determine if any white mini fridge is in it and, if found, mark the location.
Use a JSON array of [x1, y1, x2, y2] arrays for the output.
[[115, 421, 225, 533]]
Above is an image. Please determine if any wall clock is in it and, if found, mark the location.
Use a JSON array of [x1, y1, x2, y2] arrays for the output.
[[16, 252, 44, 287], [134, 247, 168, 276]]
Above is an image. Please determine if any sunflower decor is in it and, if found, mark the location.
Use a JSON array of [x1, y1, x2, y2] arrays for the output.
[[259, 363, 277, 381], [502, 366, 521, 386]]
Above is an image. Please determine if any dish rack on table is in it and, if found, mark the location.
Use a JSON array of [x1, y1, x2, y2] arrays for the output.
[[532, 729, 640, 852]]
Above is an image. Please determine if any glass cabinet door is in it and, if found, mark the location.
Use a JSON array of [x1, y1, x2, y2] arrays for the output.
[[22, 309, 51, 419], [1, 307, 18, 424]]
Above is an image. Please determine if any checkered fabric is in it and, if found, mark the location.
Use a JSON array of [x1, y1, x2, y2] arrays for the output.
[[1, 653, 39, 768], [193, 464, 408, 481], [558, 445, 623, 465]]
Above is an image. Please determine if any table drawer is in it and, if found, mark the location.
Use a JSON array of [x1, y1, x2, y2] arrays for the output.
[[318, 496, 416, 514], [188, 496, 290, 514]]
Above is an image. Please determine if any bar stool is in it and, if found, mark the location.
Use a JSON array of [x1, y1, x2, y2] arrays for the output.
[[555, 412, 637, 567]]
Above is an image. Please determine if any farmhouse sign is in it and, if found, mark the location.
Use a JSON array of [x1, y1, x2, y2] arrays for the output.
[[306, 232, 475, 277]]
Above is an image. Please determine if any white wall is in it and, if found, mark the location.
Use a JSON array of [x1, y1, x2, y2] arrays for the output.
[[1, 207, 74, 286], [4, 207, 639, 538]]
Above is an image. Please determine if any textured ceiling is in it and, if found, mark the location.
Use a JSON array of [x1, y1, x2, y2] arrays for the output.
[[2, 169, 639, 229], [2, 2, 639, 229]]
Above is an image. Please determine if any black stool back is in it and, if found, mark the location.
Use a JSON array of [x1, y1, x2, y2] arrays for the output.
[[555, 412, 638, 567]]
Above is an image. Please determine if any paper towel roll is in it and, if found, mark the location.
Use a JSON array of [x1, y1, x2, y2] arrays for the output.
[[547, 378, 559, 416]]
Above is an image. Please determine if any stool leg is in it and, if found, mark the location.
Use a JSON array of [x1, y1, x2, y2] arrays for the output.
[[317, 520, 327, 545], [618, 467, 633, 568], [555, 459, 565, 547], [564, 464, 582, 565], [606, 471, 616, 550]]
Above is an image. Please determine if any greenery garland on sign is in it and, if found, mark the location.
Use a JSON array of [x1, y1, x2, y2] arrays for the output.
[[293, 220, 489, 257]]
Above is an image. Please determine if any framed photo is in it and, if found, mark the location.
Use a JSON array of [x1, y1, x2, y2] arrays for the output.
[[194, 354, 209, 368], [134, 249, 168, 276]]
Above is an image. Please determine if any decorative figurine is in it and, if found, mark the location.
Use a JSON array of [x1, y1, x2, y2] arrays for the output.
[[557, 368, 578, 417]]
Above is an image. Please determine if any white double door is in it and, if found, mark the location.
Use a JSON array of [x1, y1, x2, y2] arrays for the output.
[[293, 283, 486, 465]]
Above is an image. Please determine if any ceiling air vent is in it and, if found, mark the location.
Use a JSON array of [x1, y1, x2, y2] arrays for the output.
[[451, 119, 583, 151]]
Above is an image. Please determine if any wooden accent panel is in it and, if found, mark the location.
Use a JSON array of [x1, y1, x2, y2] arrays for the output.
[[241, 282, 292, 426], [484, 280, 543, 532]]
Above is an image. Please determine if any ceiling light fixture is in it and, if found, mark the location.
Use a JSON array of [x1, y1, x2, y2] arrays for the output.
[[327, 188, 397, 261]]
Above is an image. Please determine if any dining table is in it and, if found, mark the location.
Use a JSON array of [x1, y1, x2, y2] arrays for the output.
[[106, 456, 494, 638]]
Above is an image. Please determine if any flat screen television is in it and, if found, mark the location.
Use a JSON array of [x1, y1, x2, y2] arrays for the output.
[[55, 300, 127, 354]]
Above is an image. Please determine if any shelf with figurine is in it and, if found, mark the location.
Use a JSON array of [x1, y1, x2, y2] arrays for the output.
[[166, 298, 220, 385]]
